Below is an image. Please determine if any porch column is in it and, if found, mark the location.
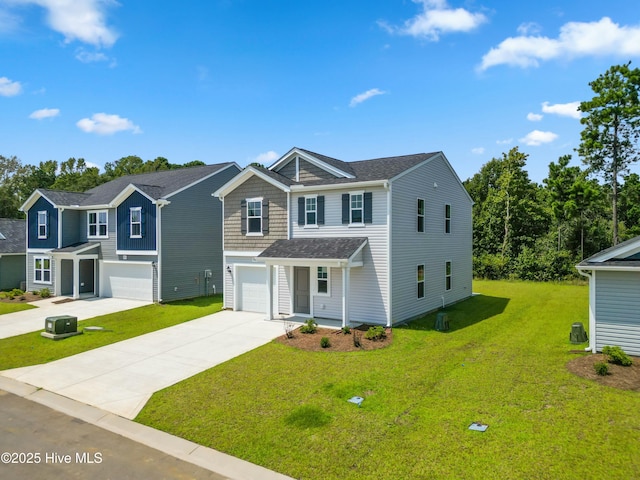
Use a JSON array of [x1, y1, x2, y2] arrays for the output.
[[72, 257, 80, 299], [341, 266, 350, 328], [266, 264, 273, 321], [54, 257, 62, 297]]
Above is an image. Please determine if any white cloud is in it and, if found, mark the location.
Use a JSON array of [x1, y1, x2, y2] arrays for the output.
[[542, 101, 581, 119], [76, 113, 141, 135], [480, 17, 640, 70], [350, 88, 387, 107], [517, 22, 541, 36], [520, 130, 558, 146], [29, 107, 60, 119], [379, 0, 487, 41], [7, 0, 118, 48], [471, 147, 485, 155], [0, 76, 22, 96], [75, 48, 110, 63], [496, 138, 513, 145], [251, 150, 279, 165], [527, 112, 543, 121]]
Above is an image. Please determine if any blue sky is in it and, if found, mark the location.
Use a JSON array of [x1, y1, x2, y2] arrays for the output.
[[1, 0, 640, 183]]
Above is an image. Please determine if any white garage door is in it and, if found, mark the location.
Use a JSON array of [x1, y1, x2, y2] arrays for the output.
[[237, 266, 267, 312], [100, 261, 154, 301]]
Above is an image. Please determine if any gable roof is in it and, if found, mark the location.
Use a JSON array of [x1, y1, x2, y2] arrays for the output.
[[577, 235, 640, 270], [258, 237, 367, 262], [22, 163, 239, 211], [0, 218, 26, 254]]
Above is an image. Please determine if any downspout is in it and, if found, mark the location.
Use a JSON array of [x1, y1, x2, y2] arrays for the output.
[[385, 181, 392, 327], [157, 201, 168, 303], [577, 269, 595, 352]]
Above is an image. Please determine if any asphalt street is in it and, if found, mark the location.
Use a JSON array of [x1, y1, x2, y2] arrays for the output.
[[0, 389, 227, 480]]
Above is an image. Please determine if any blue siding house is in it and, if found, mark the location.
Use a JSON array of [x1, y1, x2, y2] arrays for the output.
[[20, 163, 241, 302]]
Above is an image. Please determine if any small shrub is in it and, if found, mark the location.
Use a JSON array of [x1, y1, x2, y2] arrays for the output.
[[602, 346, 633, 366], [341, 326, 351, 334], [11, 288, 24, 297], [300, 318, 318, 334], [365, 326, 387, 341], [594, 361, 609, 376], [32, 290, 40, 296], [353, 330, 362, 348], [39, 288, 51, 299], [320, 337, 331, 348]]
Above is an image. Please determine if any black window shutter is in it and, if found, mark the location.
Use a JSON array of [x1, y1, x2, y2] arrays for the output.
[[298, 197, 305, 225], [342, 194, 349, 224], [317, 196, 325, 225], [364, 192, 373, 223], [262, 199, 269, 233], [141, 208, 145, 237], [240, 199, 247, 235]]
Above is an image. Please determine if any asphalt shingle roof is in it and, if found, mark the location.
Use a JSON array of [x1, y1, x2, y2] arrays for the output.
[[0, 218, 26, 254], [577, 234, 640, 268], [258, 237, 367, 260]]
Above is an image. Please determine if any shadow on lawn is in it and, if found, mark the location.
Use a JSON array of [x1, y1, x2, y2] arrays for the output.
[[403, 294, 510, 332]]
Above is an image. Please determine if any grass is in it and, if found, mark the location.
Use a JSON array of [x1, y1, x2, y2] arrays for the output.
[[0, 295, 223, 371], [0, 302, 37, 315], [136, 281, 640, 479]]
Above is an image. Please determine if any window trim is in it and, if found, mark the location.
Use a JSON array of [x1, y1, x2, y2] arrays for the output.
[[87, 209, 109, 239], [445, 260, 452, 291], [34, 256, 52, 284], [349, 191, 364, 226], [130, 207, 142, 239], [316, 266, 330, 296], [305, 195, 318, 228], [417, 264, 425, 299], [417, 198, 425, 233], [246, 197, 263, 236], [445, 204, 451, 234], [37, 210, 48, 239]]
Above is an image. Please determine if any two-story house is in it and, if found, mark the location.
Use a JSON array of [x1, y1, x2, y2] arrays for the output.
[[20, 163, 240, 302], [213, 147, 473, 327]]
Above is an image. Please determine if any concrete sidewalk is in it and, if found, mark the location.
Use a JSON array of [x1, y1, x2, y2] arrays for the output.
[[1, 310, 287, 419], [0, 297, 151, 339]]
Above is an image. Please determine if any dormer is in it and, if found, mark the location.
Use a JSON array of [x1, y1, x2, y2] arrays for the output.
[[269, 147, 355, 183]]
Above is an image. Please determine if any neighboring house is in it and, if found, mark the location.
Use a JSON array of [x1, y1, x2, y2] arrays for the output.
[[20, 163, 241, 302], [0, 218, 26, 291], [214, 147, 473, 327], [576, 235, 640, 356]]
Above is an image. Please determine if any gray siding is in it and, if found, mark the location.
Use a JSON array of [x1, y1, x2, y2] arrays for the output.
[[161, 165, 240, 302], [0, 255, 26, 290], [594, 270, 640, 356], [26, 252, 56, 293], [312, 267, 343, 320], [390, 154, 473, 323], [62, 210, 82, 246]]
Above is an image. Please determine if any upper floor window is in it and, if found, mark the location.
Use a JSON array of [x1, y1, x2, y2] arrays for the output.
[[34, 257, 51, 284], [342, 192, 372, 226], [417, 264, 425, 299], [130, 207, 142, 238], [417, 198, 425, 232], [298, 195, 324, 227], [445, 261, 452, 291], [317, 266, 329, 295], [306, 197, 317, 226], [88, 210, 108, 238], [445, 204, 451, 234], [37, 210, 48, 239], [350, 193, 363, 224], [247, 199, 262, 234]]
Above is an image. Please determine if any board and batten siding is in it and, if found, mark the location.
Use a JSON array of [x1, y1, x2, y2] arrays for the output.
[[390, 153, 473, 323], [291, 185, 389, 325], [61, 209, 82, 246], [594, 270, 640, 356]]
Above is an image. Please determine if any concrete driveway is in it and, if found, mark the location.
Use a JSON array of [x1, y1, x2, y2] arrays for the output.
[[1, 311, 286, 419], [0, 297, 151, 339]]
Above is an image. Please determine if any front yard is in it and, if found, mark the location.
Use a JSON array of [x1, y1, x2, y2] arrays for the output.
[[136, 281, 640, 479]]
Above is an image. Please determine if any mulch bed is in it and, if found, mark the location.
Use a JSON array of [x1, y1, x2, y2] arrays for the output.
[[566, 353, 640, 391], [0, 292, 44, 303], [275, 325, 393, 352]]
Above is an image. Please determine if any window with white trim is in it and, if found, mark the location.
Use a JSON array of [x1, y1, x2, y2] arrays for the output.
[[445, 204, 451, 234], [305, 197, 317, 226], [88, 210, 108, 238], [247, 199, 262, 234], [445, 261, 452, 291], [417, 198, 425, 232], [34, 257, 51, 284], [130, 207, 142, 238], [350, 192, 363, 224], [417, 264, 425, 299], [317, 266, 329, 295], [37, 210, 48, 239]]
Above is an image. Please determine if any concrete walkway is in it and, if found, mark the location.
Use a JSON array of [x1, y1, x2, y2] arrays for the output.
[[0, 296, 151, 339], [1, 310, 287, 419]]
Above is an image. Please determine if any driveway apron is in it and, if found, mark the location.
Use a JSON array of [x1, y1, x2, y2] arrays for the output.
[[0, 311, 285, 419]]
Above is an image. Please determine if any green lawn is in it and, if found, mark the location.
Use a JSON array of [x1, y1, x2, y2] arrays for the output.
[[0, 302, 37, 315], [136, 281, 640, 479], [0, 295, 223, 371]]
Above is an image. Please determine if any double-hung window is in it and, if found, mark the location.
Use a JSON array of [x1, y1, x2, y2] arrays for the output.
[[88, 210, 108, 238], [37, 211, 48, 239], [317, 267, 329, 295], [306, 197, 317, 226], [247, 199, 262, 234], [350, 193, 363, 224], [445, 204, 451, 234], [417, 264, 425, 299], [130, 207, 142, 238], [34, 257, 51, 284], [445, 261, 452, 291], [417, 198, 425, 232]]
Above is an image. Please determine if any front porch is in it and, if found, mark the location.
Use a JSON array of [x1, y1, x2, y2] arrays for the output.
[[51, 243, 100, 299]]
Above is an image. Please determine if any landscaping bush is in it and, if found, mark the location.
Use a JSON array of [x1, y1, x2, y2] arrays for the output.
[[594, 361, 609, 376], [365, 326, 386, 341], [341, 326, 351, 334], [39, 288, 51, 298], [320, 337, 331, 348], [602, 346, 633, 366], [300, 319, 317, 334]]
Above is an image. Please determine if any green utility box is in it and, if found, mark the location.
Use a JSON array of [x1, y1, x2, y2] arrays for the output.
[[435, 312, 450, 331], [570, 322, 588, 344], [45, 315, 78, 335]]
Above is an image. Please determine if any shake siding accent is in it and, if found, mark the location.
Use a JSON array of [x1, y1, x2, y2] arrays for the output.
[[391, 154, 472, 323], [28, 197, 57, 249], [298, 159, 339, 182], [161, 166, 240, 302], [594, 270, 640, 356], [291, 186, 389, 325], [312, 267, 342, 320], [117, 191, 156, 251], [277, 160, 297, 180], [62, 210, 81, 246], [223, 175, 288, 251]]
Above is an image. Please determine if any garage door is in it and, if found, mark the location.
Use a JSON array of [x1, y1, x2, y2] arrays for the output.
[[100, 261, 154, 301], [237, 266, 267, 312]]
